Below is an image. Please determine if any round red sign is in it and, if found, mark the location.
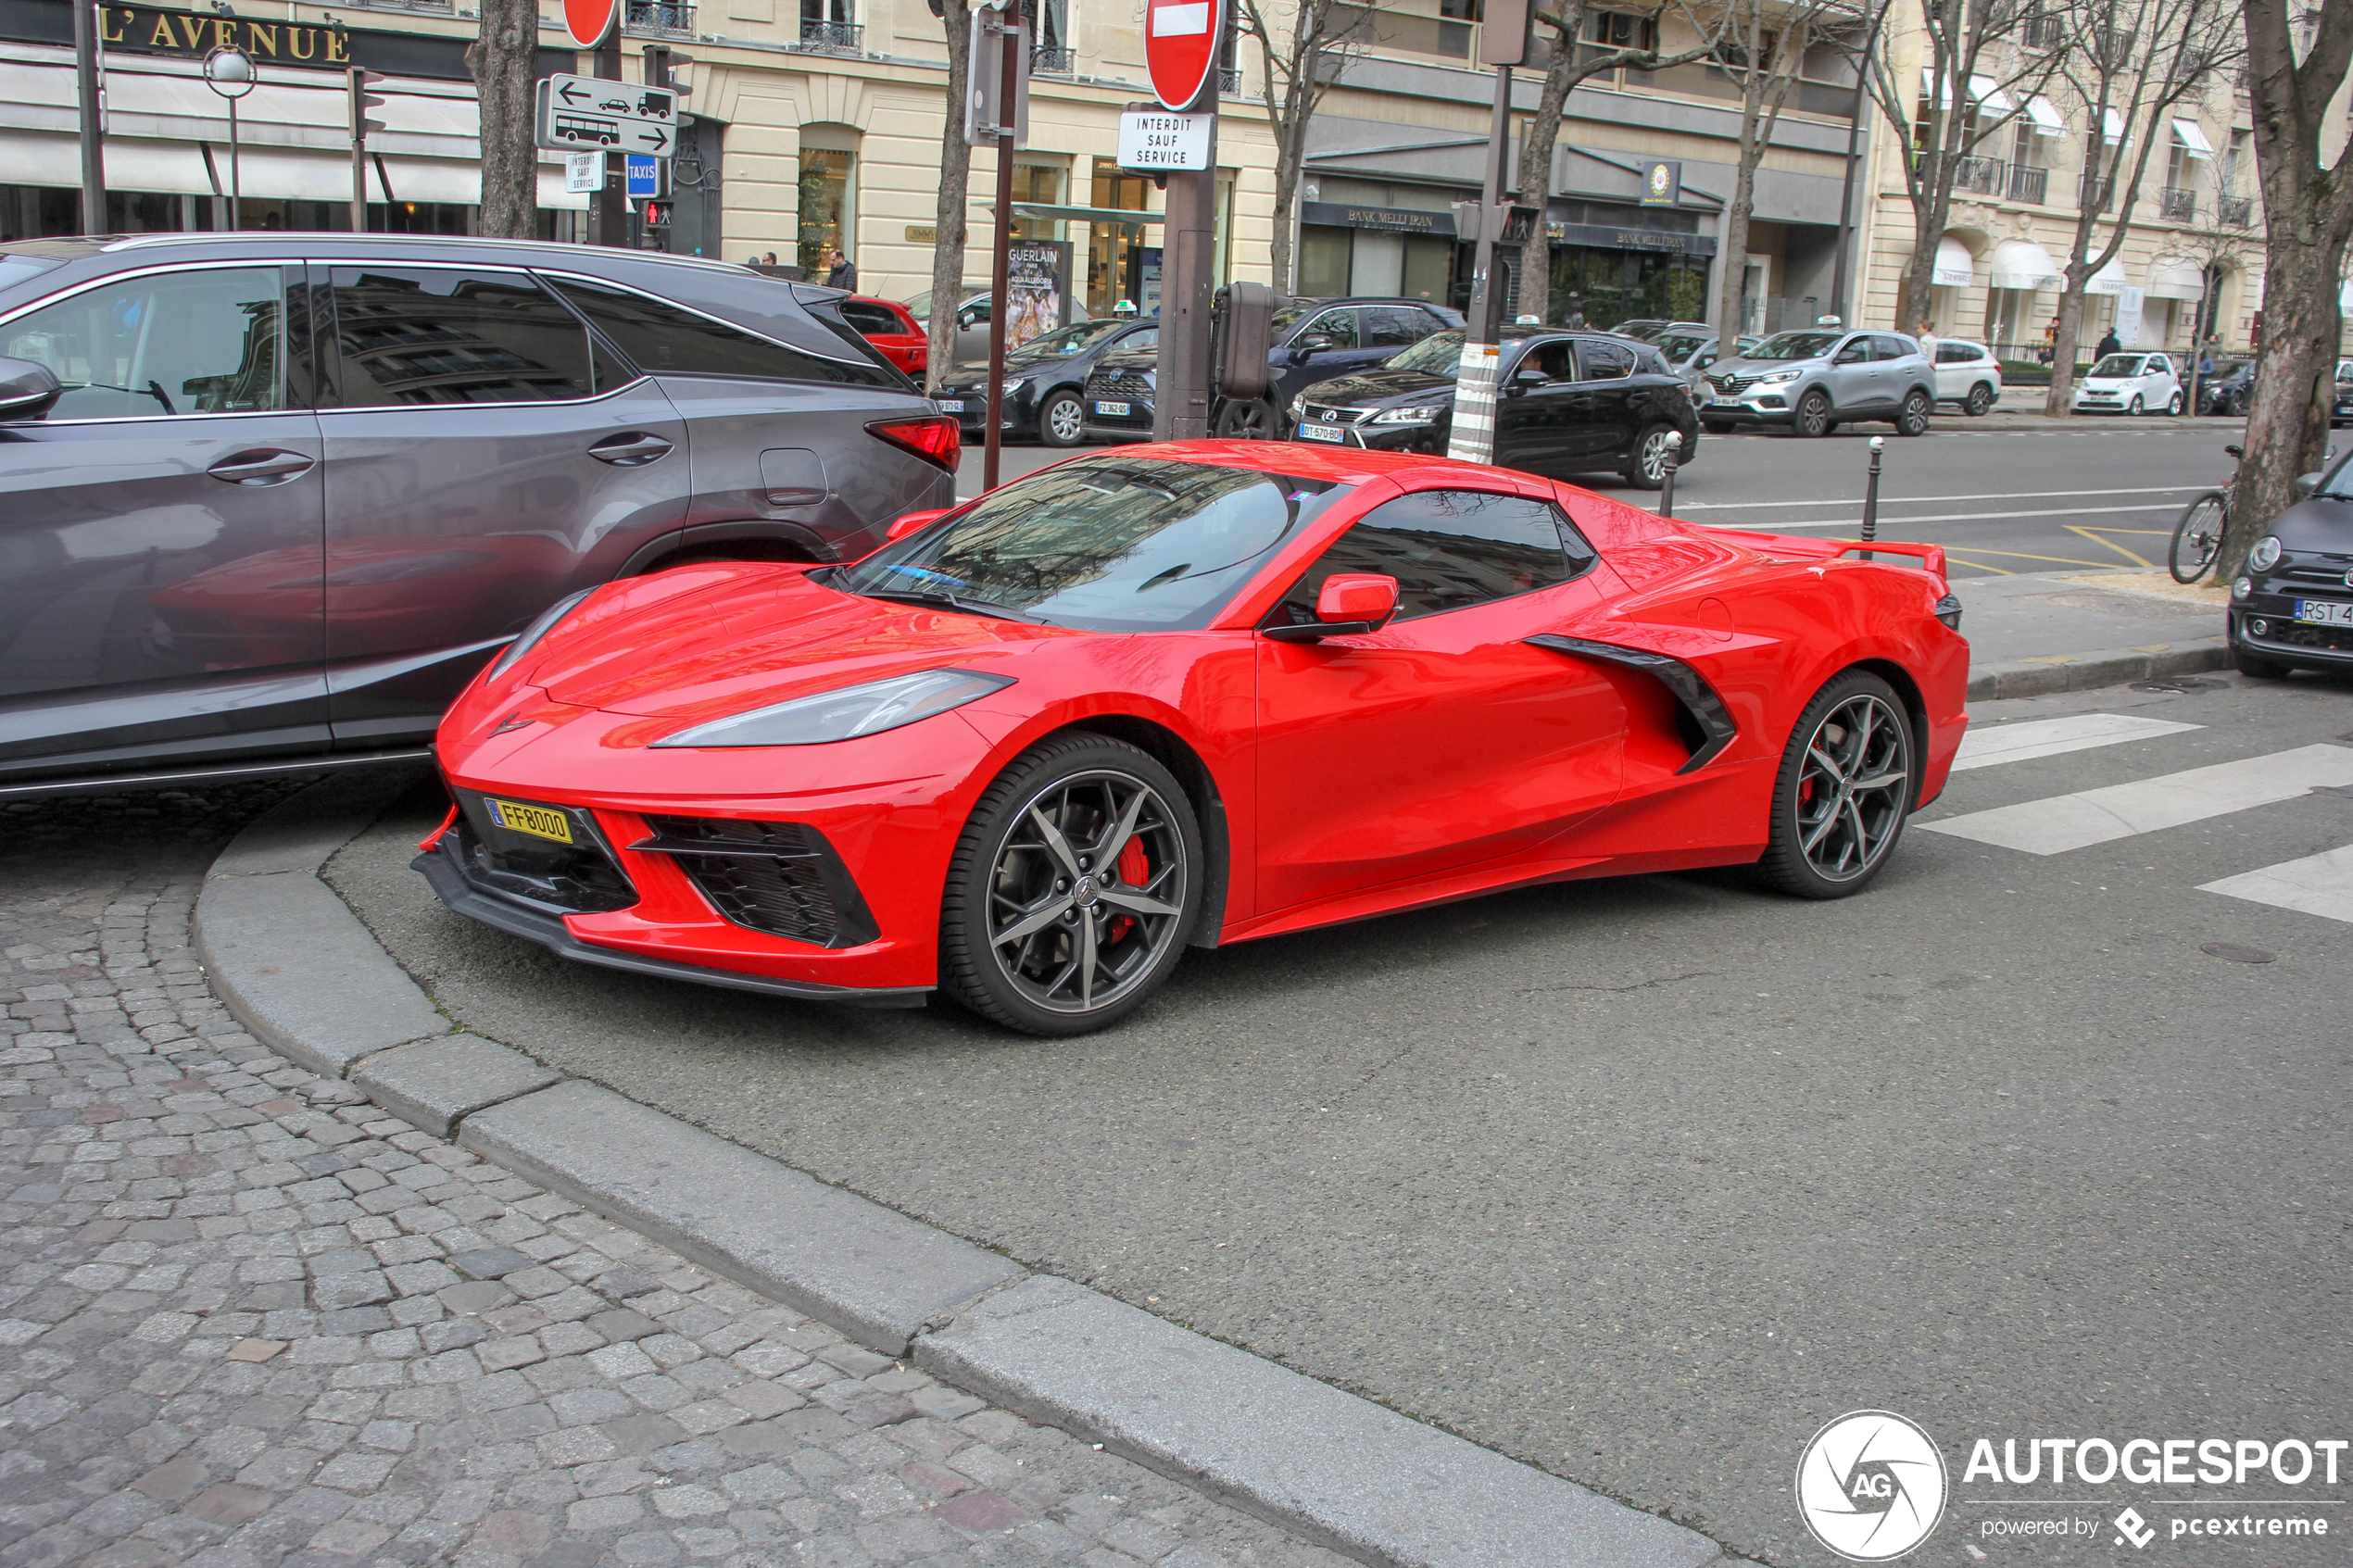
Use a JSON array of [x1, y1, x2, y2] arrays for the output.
[[563, 0, 617, 49], [1145, 0, 1221, 112]]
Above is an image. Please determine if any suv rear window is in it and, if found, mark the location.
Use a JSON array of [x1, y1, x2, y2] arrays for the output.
[[547, 277, 891, 385]]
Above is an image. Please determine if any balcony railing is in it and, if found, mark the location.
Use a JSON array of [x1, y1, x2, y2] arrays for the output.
[[2220, 194, 2253, 226], [2080, 173, 2114, 212], [2158, 185, 2198, 221], [2020, 13, 2061, 47], [790, 17, 863, 51], [1218, 66, 1242, 92], [1030, 45, 1075, 72], [1954, 155, 2004, 194], [346, 0, 454, 13], [624, 0, 695, 34], [2007, 164, 2048, 204]]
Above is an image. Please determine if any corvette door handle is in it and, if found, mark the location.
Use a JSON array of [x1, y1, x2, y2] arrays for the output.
[[589, 432, 674, 466], [207, 449, 316, 485]]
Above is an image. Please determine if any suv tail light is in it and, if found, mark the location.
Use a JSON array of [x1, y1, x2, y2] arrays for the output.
[[867, 415, 961, 470]]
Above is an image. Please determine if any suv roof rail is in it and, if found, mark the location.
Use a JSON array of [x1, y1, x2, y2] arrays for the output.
[[98, 232, 757, 277]]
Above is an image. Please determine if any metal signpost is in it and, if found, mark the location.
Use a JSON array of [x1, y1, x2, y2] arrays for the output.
[[970, 0, 1031, 491], [348, 67, 386, 234], [536, 70, 678, 246], [1446, 0, 1530, 465], [202, 46, 256, 232], [74, 0, 104, 232], [1141, 0, 1221, 443]]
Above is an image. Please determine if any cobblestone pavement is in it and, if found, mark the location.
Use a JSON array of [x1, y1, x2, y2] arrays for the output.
[[0, 787, 1353, 1568]]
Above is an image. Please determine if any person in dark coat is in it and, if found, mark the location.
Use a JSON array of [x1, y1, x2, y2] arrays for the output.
[[825, 249, 858, 292], [2094, 327, 2121, 359]]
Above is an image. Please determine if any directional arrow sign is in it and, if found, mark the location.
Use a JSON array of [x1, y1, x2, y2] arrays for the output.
[[1144, 0, 1220, 112], [535, 74, 680, 157]]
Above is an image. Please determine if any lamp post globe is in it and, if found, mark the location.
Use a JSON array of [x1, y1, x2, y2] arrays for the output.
[[204, 46, 257, 229]]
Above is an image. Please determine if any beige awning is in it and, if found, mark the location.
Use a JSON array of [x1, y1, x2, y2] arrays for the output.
[[1988, 238, 2061, 290], [2085, 255, 2129, 295], [1932, 235, 1975, 287], [2146, 257, 2205, 300]]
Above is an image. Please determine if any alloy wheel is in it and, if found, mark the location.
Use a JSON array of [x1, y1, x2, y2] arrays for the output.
[[1042, 393, 1085, 446], [1964, 383, 1993, 416], [1792, 694, 1910, 884], [1639, 428, 1676, 482], [983, 770, 1189, 1015]]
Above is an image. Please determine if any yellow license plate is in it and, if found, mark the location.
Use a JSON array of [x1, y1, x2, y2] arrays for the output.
[[484, 798, 573, 845]]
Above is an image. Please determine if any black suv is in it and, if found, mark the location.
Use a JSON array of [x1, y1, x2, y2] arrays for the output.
[[1080, 296, 1463, 441], [0, 233, 956, 798], [933, 315, 1159, 446]]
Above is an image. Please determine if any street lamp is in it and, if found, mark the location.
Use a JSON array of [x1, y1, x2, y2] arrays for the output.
[[202, 45, 256, 231]]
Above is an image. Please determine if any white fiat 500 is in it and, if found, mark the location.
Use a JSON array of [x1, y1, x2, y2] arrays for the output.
[[2072, 352, 2183, 415]]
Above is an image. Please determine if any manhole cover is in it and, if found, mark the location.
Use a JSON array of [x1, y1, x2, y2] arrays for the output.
[[2200, 942, 2275, 964]]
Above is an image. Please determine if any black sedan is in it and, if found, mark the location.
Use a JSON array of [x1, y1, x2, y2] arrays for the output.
[[2229, 456, 2353, 678], [1284, 327, 1702, 490], [933, 317, 1158, 446], [2198, 359, 2255, 416]]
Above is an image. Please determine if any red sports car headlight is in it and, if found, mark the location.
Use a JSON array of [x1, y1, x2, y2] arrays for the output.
[[648, 669, 1013, 747]]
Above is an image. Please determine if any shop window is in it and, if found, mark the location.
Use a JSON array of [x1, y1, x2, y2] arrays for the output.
[[798, 146, 855, 278], [1010, 164, 1064, 240], [1582, 9, 1655, 67], [1088, 160, 1157, 317], [1298, 226, 1353, 298], [4, 267, 285, 420]]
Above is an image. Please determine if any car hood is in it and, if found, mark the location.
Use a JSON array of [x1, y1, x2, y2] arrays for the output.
[[518, 563, 1068, 723], [1714, 357, 1823, 377], [2078, 376, 2148, 389], [2259, 494, 2353, 550], [1299, 369, 1454, 405]]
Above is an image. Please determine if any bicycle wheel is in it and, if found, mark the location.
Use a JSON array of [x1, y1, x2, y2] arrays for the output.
[[2169, 491, 2228, 583]]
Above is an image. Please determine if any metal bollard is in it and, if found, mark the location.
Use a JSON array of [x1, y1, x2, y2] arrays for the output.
[[1858, 435, 1884, 559], [1658, 431, 1684, 519]]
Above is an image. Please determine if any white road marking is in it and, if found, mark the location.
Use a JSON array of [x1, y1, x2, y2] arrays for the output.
[[1698, 503, 2189, 533], [1679, 486, 2202, 511], [1919, 745, 2353, 855], [1950, 713, 2204, 772], [2200, 845, 2353, 924]]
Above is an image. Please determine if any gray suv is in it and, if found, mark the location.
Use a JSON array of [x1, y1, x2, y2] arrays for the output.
[[1699, 328, 1936, 438], [0, 233, 956, 798]]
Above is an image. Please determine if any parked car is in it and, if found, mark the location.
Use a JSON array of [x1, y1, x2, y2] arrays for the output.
[[2332, 359, 2353, 427], [1930, 337, 2003, 416], [1701, 329, 1939, 437], [2071, 351, 2183, 415], [1288, 327, 1701, 489], [0, 232, 958, 799], [2198, 358, 2257, 416], [1641, 325, 1761, 398], [828, 293, 927, 377], [932, 316, 1159, 445], [1610, 320, 1675, 341], [898, 284, 992, 365], [420, 441, 1968, 1035], [2226, 448, 2353, 678], [1081, 296, 1464, 442]]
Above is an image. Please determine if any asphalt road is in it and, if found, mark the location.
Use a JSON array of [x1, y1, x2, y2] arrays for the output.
[[960, 417, 2246, 582], [326, 669, 2353, 1567]]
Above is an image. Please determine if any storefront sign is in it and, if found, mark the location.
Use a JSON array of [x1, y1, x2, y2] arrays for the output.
[[1640, 159, 1681, 207], [905, 225, 937, 243], [1544, 220, 1717, 256], [98, 4, 350, 63], [0, 0, 575, 82], [1301, 201, 1455, 235], [1117, 110, 1213, 171]]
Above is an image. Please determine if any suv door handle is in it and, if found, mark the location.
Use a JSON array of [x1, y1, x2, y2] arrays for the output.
[[589, 432, 674, 466], [207, 449, 316, 485]]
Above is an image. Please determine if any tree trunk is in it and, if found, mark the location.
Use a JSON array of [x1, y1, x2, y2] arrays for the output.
[[1514, 2, 1587, 324], [925, 0, 974, 393], [1716, 154, 1757, 354], [468, 0, 539, 240], [1269, 109, 1309, 295], [2222, 232, 2344, 563]]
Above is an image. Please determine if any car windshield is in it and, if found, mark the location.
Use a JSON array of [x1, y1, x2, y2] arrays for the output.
[[2090, 356, 2146, 378], [1651, 332, 1710, 360], [1385, 331, 1465, 374], [1745, 332, 1839, 361], [834, 457, 1352, 633], [1010, 320, 1129, 359]]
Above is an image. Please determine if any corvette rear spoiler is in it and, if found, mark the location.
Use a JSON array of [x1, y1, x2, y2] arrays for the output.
[[1705, 528, 1947, 583]]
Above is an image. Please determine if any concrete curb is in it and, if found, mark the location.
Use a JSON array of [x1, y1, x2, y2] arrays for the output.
[[1966, 635, 2231, 701], [191, 776, 1734, 1568]]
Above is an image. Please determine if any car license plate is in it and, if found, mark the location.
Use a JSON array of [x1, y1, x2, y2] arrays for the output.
[[1297, 422, 1345, 443], [2294, 599, 2353, 627], [936, 399, 964, 412], [484, 798, 573, 845], [1094, 400, 1130, 417]]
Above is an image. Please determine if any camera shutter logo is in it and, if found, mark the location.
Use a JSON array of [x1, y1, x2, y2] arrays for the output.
[[1794, 1411, 1948, 1561]]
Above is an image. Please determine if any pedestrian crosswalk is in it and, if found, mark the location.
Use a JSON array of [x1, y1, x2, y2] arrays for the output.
[[1922, 721, 2353, 926]]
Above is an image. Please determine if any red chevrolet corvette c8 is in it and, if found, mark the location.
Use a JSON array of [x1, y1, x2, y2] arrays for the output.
[[419, 441, 1969, 1035]]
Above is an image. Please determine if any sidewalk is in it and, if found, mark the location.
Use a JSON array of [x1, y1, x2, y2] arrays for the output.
[[1952, 569, 2232, 698]]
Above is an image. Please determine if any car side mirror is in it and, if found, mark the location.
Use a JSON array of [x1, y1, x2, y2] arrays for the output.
[[1835, 348, 1867, 365], [2294, 472, 2322, 499], [885, 507, 951, 541], [0, 357, 62, 420], [1262, 573, 1400, 643], [1293, 333, 1335, 359]]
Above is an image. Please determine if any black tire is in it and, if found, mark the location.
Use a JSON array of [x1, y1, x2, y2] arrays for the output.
[[1038, 390, 1086, 447], [2168, 492, 2228, 583], [938, 734, 1204, 1035], [1755, 671, 1915, 899], [1622, 422, 1680, 489], [1703, 419, 1737, 434], [2128, 394, 2145, 416], [1894, 389, 1931, 435], [1792, 389, 1833, 438], [2233, 641, 2295, 680], [1214, 397, 1279, 439], [1963, 383, 1994, 417]]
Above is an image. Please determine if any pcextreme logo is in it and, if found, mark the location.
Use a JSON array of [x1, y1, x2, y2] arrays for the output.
[[1795, 1411, 1950, 1561]]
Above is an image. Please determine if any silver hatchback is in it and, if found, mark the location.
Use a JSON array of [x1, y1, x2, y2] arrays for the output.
[[1698, 328, 1938, 438], [0, 233, 956, 797]]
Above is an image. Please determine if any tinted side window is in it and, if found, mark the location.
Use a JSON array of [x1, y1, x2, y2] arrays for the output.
[[1271, 491, 1576, 624], [1871, 335, 1912, 361], [4, 267, 285, 420], [1365, 307, 1428, 346], [1578, 341, 1635, 380], [1302, 308, 1360, 348], [1834, 337, 1870, 363], [328, 267, 592, 406], [837, 301, 903, 336], [1934, 342, 1970, 363], [549, 277, 884, 385]]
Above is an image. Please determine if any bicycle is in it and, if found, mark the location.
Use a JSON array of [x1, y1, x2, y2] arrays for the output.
[[2168, 443, 2238, 583]]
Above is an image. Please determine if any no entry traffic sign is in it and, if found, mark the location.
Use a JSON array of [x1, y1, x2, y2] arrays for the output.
[[562, 0, 616, 48], [1144, 0, 1221, 112]]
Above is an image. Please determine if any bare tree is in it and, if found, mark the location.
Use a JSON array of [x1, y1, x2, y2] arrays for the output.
[[1861, 0, 2061, 332], [467, 0, 538, 239], [2037, 0, 2238, 415], [1514, 0, 1718, 323], [2161, 215, 2255, 417], [923, 0, 975, 391], [1706, 0, 1845, 354], [1237, 0, 1354, 293], [2218, 0, 2353, 572]]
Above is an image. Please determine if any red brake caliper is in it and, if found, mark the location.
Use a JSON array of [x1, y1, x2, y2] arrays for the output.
[[1110, 836, 1151, 942]]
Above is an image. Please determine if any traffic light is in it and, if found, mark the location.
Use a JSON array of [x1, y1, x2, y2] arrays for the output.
[[641, 198, 672, 228], [348, 66, 386, 145]]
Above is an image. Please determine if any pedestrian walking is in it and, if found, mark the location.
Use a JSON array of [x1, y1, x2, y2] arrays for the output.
[[1562, 295, 1587, 330], [825, 248, 858, 292], [2095, 326, 2121, 360]]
